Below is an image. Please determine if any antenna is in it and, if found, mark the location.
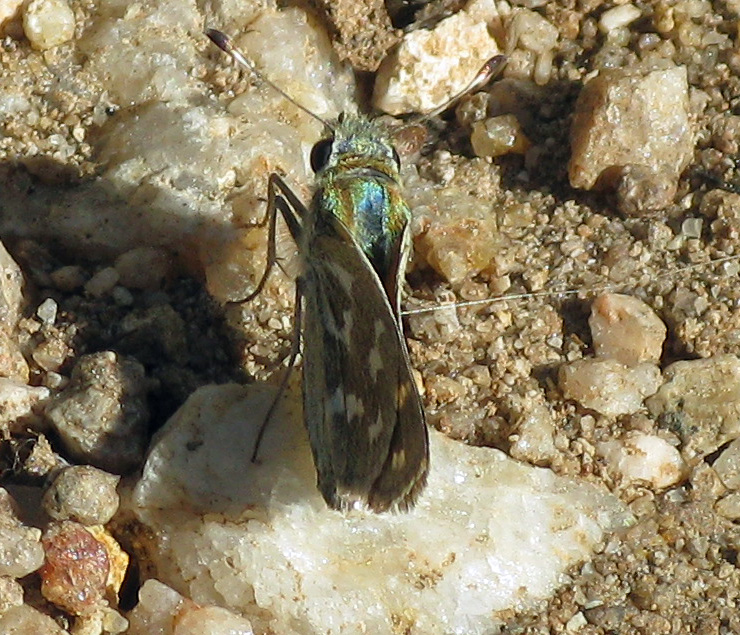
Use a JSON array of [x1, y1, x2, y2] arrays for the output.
[[205, 28, 334, 132]]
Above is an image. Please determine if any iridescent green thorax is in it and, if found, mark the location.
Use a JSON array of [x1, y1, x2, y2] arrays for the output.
[[311, 115, 410, 302]]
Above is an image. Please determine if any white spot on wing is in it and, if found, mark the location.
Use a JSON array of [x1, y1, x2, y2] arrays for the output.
[[374, 320, 387, 340], [368, 346, 383, 379], [368, 318, 387, 379], [345, 393, 365, 420], [330, 387, 344, 415], [332, 265, 355, 295], [368, 411, 385, 442]]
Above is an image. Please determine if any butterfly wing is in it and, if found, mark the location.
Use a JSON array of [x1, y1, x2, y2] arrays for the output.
[[301, 214, 429, 512]]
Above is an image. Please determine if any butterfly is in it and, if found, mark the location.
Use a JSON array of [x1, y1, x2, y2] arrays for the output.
[[207, 29, 503, 511]]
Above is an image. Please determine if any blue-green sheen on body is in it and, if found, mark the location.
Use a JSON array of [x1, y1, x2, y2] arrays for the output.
[[311, 115, 410, 300]]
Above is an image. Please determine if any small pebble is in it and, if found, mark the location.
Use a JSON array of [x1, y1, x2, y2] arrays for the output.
[[569, 65, 692, 194], [127, 579, 255, 635], [471, 114, 530, 158], [589, 293, 666, 365], [716, 491, 740, 520], [50, 265, 86, 291], [23, 0, 75, 50], [43, 465, 120, 525], [0, 0, 23, 31], [22, 434, 62, 479], [0, 575, 23, 614], [112, 285, 134, 306], [84, 267, 120, 298], [373, 5, 499, 114], [559, 358, 662, 417], [0, 488, 45, 578], [598, 432, 687, 489], [40, 520, 109, 615], [0, 605, 67, 634], [0, 378, 50, 434], [114, 247, 171, 290], [35, 298, 57, 325], [44, 352, 149, 474], [646, 355, 740, 460], [599, 4, 641, 33], [712, 438, 740, 490]]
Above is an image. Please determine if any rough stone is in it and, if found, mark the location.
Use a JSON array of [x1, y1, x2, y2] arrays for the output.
[[569, 64, 693, 200], [559, 358, 662, 417], [373, 2, 500, 114], [42, 465, 120, 526], [646, 355, 740, 461], [44, 352, 149, 474], [130, 383, 632, 634], [589, 293, 667, 365]]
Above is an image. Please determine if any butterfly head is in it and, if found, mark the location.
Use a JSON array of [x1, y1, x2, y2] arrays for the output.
[[310, 113, 401, 180]]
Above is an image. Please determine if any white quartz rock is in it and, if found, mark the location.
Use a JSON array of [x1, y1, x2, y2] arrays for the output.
[[23, 0, 75, 51], [589, 293, 666, 365], [373, 2, 500, 115], [130, 383, 632, 635], [128, 580, 254, 635], [559, 358, 662, 417], [598, 432, 687, 490]]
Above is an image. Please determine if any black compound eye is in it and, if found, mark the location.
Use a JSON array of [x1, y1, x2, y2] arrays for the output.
[[391, 147, 401, 169], [310, 138, 334, 173]]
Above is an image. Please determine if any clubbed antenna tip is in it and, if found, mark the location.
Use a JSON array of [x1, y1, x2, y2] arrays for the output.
[[205, 28, 229, 51], [204, 27, 332, 132]]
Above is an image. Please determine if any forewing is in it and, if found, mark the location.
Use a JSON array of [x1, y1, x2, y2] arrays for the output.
[[302, 217, 429, 512]]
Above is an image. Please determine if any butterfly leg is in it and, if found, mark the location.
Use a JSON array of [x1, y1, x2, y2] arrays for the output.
[[241, 173, 307, 461], [230, 173, 305, 304], [250, 281, 304, 461]]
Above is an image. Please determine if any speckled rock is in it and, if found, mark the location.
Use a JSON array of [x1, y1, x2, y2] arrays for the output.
[[44, 352, 149, 474], [569, 64, 693, 208], [42, 465, 120, 525], [0, 488, 44, 579], [646, 355, 740, 461]]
